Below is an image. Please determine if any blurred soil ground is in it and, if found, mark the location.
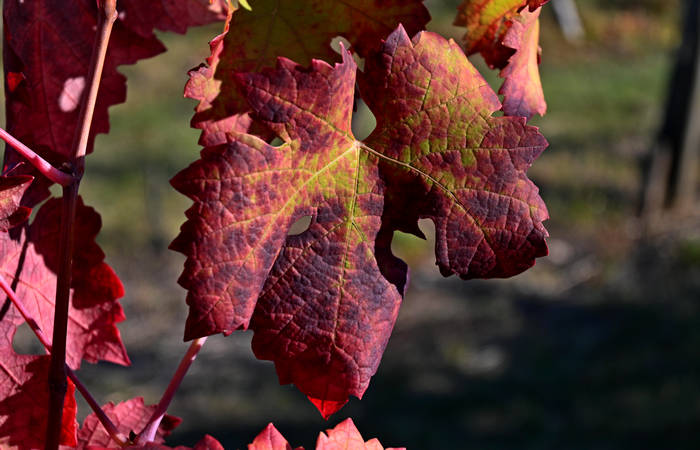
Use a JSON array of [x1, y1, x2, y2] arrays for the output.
[[6, 0, 700, 448]]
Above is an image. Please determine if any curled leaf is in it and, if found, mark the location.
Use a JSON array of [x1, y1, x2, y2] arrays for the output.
[[499, 7, 547, 119]]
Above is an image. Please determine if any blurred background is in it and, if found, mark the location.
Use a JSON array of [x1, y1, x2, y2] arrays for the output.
[[8, 0, 700, 448]]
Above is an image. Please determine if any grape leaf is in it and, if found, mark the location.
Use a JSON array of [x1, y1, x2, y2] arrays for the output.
[[186, 0, 430, 146], [2, 0, 227, 205], [316, 419, 403, 450], [0, 354, 78, 448], [248, 419, 402, 450], [248, 423, 297, 450], [0, 175, 32, 232], [173, 25, 548, 417], [454, 0, 549, 68], [499, 7, 546, 119], [94, 434, 224, 450], [0, 197, 125, 446], [0, 197, 128, 370], [453, 0, 548, 119], [77, 397, 180, 449]]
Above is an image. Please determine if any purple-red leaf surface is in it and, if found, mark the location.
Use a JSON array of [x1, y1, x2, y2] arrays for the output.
[[186, 0, 430, 146], [0, 197, 128, 369], [2, 0, 226, 204], [0, 197, 127, 446], [0, 354, 78, 448], [173, 26, 548, 417]]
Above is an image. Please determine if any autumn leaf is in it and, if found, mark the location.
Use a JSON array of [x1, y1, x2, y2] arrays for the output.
[[173, 25, 548, 417], [84, 435, 223, 450], [0, 355, 78, 448], [0, 175, 32, 231], [316, 419, 403, 450], [453, 0, 548, 68], [499, 7, 546, 119], [248, 419, 402, 450], [77, 397, 180, 449], [3, 0, 227, 205], [186, 0, 430, 146], [0, 197, 128, 369], [453, 0, 548, 119], [248, 423, 297, 450], [0, 196, 127, 447]]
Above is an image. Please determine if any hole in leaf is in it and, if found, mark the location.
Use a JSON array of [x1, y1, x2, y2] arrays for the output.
[[12, 322, 45, 355], [330, 36, 364, 69], [269, 137, 284, 147], [330, 36, 352, 56], [352, 98, 376, 141], [390, 219, 435, 266], [287, 215, 312, 236]]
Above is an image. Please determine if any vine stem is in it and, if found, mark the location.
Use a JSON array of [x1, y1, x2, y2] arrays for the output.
[[0, 275, 128, 446], [136, 337, 208, 444], [45, 1, 118, 449], [0, 128, 74, 186]]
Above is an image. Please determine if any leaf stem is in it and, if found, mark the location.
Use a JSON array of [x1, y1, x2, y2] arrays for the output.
[[0, 275, 127, 447], [0, 128, 74, 186], [136, 337, 208, 444], [45, 1, 118, 448], [69, 370, 128, 447], [71, 0, 119, 168]]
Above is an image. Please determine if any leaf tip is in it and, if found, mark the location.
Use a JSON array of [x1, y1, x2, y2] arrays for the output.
[[308, 396, 349, 420]]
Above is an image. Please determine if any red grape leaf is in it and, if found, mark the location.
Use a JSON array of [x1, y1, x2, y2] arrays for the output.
[[186, 0, 430, 146], [129, 435, 224, 450], [316, 419, 403, 450], [0, 286, 78, 447], [453, 0, 549, 69], [0, 354, 78, 448], [248, 419, 402, 450], [248, 423, 298, 450], [0, 197, 128, 369], [77, 397, 180, 449], [0, 175, 32, 232], [85, 435, 223, 450], [2, 0, 226, 205], [499, 7, 546, 119], [189, 435, 226, 450], [173, 25, 548, 417]]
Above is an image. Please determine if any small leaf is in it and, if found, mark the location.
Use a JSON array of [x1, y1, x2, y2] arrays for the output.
[[78, 397, 180, 448], [247, 419, 401, 450], [454, 0, 549, 69], [0, 175, 32, 232], [248, 423, 296, 450], [499, 7, 546, 119], [316, 419, 403, 450]]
